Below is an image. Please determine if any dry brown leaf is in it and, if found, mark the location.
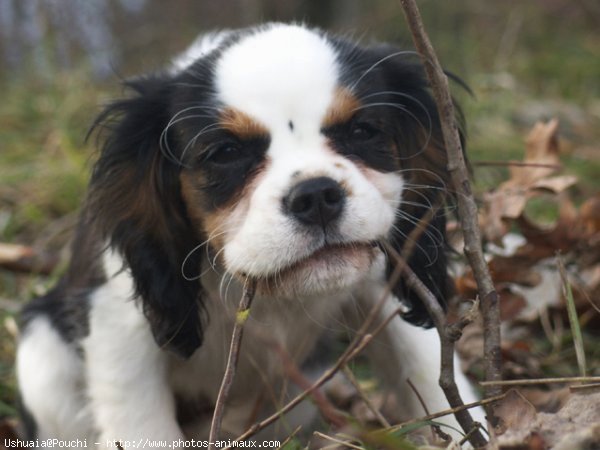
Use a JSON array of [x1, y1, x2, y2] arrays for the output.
[[0, 242, 58, 275], [512, 118, 561, 184], [496, 390, 600, 449], [494, 389, 538, 436], [481, 119, 579, 243], [580, 195, 600, 235], [531, 175, 577, 193], [0, 242, 33, 263], [517, 195, 583, 256]]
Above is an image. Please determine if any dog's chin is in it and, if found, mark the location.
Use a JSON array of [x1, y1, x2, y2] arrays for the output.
[[247, 242, 379, 298]]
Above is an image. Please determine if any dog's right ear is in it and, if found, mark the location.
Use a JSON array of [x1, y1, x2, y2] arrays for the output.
[[87, 75, 206, 358]]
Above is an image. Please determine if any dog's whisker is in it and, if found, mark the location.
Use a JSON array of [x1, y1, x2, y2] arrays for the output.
[[348, 50, 421, 93]]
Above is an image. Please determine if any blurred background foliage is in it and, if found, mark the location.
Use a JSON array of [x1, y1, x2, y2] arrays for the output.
[[0, 0, 599, 419]]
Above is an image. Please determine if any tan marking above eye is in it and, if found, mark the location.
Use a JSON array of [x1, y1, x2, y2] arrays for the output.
[[220, 107, 269, 139], [322, 88, 361, 129]]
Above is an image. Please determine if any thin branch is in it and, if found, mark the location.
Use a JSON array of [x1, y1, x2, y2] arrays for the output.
[[268, 340, 347, 428], [383, 242, 487, 448], [386, 393, 505, 434], [343, 365, 391, 428], [399, 0, 502, 418], [406, 377, 449, 443], [405, 377, 431, 418], [208, 280, 256, 450], [313, 432, 364, 450], [473, 160, 562, 169], [570, 383, 600, 392], [480, 376, 600, 387], [276, 426, 302, 450]]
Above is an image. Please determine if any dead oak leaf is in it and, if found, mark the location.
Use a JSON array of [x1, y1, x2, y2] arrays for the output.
[[482, 119, 578, 242]]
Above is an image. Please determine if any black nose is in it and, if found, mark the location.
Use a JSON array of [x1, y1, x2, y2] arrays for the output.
[[283, 177, 346, 227]]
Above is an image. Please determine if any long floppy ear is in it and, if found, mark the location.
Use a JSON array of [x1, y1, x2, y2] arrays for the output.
[[88, 75, 205, 358], [377, 47, 466, 327]]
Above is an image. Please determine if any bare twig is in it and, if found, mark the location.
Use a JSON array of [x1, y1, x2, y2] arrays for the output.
[[406, 377, 449, 443], [268, 340, 347, 428], [399, 0, 502, 420], [480, 376, 600, 387], [276, 426, 302, 450], [383, 242, 486, 448], [343, 365, 391, 428], [386, 393, 505, 434], [313, 432, 364, 450], [208, 280, 256, 450], [570, 383, 600, 392], [473, 160, 562, 169]]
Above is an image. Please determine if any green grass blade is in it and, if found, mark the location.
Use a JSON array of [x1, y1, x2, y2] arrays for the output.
[[557, 256, 586, 377]]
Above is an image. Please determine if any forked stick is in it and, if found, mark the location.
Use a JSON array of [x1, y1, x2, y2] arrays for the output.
[[400, 0, 502, 426]]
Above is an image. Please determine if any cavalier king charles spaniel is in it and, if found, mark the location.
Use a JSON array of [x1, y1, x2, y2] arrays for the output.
[[17, 23, 484, 446]]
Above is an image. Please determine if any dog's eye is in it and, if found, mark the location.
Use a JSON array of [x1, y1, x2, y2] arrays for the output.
[[206, 142, 246, 165], [350, 122, 380, 141]]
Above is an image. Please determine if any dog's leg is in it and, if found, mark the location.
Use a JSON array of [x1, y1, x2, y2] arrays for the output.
[[17, 317, 95, 441], [83, 263, 185, 449]]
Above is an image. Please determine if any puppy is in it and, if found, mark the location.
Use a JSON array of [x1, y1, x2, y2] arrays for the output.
[[17, 23, 483, 447]]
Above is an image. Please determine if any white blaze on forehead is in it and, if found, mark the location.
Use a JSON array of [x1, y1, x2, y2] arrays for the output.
[[215, 24, 339, 130]]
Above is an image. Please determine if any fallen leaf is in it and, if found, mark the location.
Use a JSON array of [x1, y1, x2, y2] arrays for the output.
[[580, 195, 600, 235], [481, 119, 580, 243], [496, 390, 600, 449], [494, 389, 538, 436]]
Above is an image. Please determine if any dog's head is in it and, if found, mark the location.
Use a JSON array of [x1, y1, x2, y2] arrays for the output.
[[89, 24, 461, 357]]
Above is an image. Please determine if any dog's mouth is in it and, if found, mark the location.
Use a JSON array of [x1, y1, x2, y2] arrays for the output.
[[246, 240, 380, 296], [283, 240, 378, 271]]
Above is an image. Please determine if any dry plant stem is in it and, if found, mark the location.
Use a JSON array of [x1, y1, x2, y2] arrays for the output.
[[313, 432, 364, 450], [406, 377, 450, 443], [480, 376, 600, 387], [268, 340, 347, 427], [386, 393, 506, 434], [276, 426, 302, 450], [208, 280, 256, 450], [400, 0, 502, 401], [473, 160, 562, 169], [570, 383, 600, 392], [343, 365, 391, 428], [557, 255, 587, 376], [382, 242, 487, 448]]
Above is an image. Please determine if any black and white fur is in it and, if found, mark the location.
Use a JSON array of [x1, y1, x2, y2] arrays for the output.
[[17, 23, 483, 447]]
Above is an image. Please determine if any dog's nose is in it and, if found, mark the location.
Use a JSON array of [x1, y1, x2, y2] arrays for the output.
[[284, 177, 346, 227]]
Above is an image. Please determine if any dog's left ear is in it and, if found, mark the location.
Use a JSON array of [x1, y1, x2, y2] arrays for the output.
[[88, 74, 205, 358], [373, 46, 465, 327]]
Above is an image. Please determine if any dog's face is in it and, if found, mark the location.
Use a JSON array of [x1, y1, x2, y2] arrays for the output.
[[90, 24, 457, 356], [178, 26, 403, 296]]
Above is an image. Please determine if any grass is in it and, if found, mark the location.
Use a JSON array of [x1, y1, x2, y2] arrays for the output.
[[0, 72, 108, 245]]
